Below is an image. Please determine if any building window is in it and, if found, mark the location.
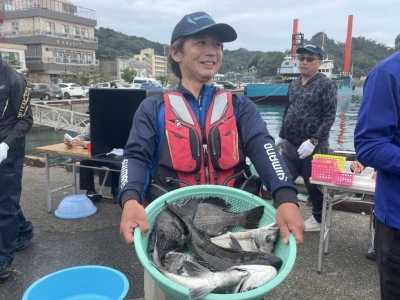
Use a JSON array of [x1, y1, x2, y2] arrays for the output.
[[46, 22, 55, 35], [62, 3, 77, 14], [62, 52, 71, 63], [81, 28, 89, 40], [3, 0, 13, 11], [22, 0, 34, 9], [61, 25, 69, 37], [73, 26, 79, 38], [82, 52, 93, 64], [11, 22, 19, 35], [1, 51, 20, 68]]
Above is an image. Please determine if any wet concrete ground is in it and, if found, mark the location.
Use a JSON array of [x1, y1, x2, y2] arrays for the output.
[[0, 165, 379, 300]]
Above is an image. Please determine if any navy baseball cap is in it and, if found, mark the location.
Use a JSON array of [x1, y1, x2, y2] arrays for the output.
[[296, 44, 324, 59], [171, 11, 237, 44]]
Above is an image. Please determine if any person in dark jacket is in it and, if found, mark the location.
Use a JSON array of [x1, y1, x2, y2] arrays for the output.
[[63, 123, 120, 203], [355, 50, 400, 299], [119, 11, 306, 299], [275, 44, 337, 232], [0, 58, 34, 282]]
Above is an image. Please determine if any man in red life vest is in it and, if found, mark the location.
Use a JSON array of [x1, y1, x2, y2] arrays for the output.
[[118, 11, 305, 298]]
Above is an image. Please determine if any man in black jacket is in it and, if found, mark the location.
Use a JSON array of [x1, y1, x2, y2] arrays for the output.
[[0, 58, 34, 282], [275, 44, 337, 232]]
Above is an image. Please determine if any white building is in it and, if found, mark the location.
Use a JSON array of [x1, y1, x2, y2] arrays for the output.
[[133, 48, 167, 78], [0, 0, 98, 83]]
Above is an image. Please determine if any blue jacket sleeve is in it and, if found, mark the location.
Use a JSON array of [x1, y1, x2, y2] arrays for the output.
[[354, 58, 400, 173], [119, 97, 161, 206]]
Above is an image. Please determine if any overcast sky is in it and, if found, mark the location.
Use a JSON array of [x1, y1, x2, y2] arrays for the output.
[[72, 0, 399, 52]]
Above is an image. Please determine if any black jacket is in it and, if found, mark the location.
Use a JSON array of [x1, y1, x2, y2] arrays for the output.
[[279, 73, 337, 146], [0, 59, 33, 158]]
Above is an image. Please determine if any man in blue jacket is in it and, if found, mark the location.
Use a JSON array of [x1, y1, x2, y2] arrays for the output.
[[119, 11, 305, 298], [355, 50, 400, 299]]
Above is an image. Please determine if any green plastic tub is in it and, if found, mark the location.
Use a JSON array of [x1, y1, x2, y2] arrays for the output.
[[134, 185, 296, 300]]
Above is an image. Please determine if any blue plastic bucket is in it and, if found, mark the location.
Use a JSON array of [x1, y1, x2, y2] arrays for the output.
[[22, 265, 129, 300]]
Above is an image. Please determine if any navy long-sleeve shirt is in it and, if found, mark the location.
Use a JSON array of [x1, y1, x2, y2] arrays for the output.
[[119, 84, 299, 208]]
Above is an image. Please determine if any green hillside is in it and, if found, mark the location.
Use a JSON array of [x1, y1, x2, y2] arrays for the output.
[[95, 27, 400, 79]]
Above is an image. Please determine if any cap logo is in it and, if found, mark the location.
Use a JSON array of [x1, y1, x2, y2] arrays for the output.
[[193, 14, 214, 22], [186, 16, 197, 25]]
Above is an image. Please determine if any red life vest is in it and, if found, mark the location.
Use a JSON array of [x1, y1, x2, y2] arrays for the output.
[[157, 90, 247, 188]]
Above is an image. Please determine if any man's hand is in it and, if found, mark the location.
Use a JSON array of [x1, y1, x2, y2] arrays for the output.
[[275, 137, 285, 148], [63, 137, 72, 148], [297, 140, 315, 159], [0, 142, 9, 164], [120, 199, 150, 244], [350, 161, 364, 173], [70, 138, 84, 148], [275, 202, 305, 245]]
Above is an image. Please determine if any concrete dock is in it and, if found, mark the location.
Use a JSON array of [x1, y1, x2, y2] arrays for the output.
[[0, 164, 380, 300]]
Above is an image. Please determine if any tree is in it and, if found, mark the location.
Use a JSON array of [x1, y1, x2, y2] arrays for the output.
[[61, 66, 106, 86], [395, 34, 400, 51], [121, 68, 137, 83], [94, 26, 397, 81], [2, 54, 21, 69], [156, 75, 169, 86], [256, 52, 285, 78]]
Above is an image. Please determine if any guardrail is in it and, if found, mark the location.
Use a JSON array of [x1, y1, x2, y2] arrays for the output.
[[31, 102, 89, 133]]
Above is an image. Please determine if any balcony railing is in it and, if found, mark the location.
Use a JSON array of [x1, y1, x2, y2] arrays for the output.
[[26, 55, 99, 66], [2, 29, 98, 43], [0, 0, 96, 21]]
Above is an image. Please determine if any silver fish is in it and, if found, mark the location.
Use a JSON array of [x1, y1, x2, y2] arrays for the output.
[[210, 223, 279, 253], [229, 265, 277, 292], [194, 196, 265, 237], [152, 260, 250, 300], [166, 198, 283, 271]]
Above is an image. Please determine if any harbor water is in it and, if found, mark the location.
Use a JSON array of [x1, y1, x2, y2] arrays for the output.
[[257, 86, 362, 152], [26, 126, 76, 157], [25, 87, 363, 156]]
